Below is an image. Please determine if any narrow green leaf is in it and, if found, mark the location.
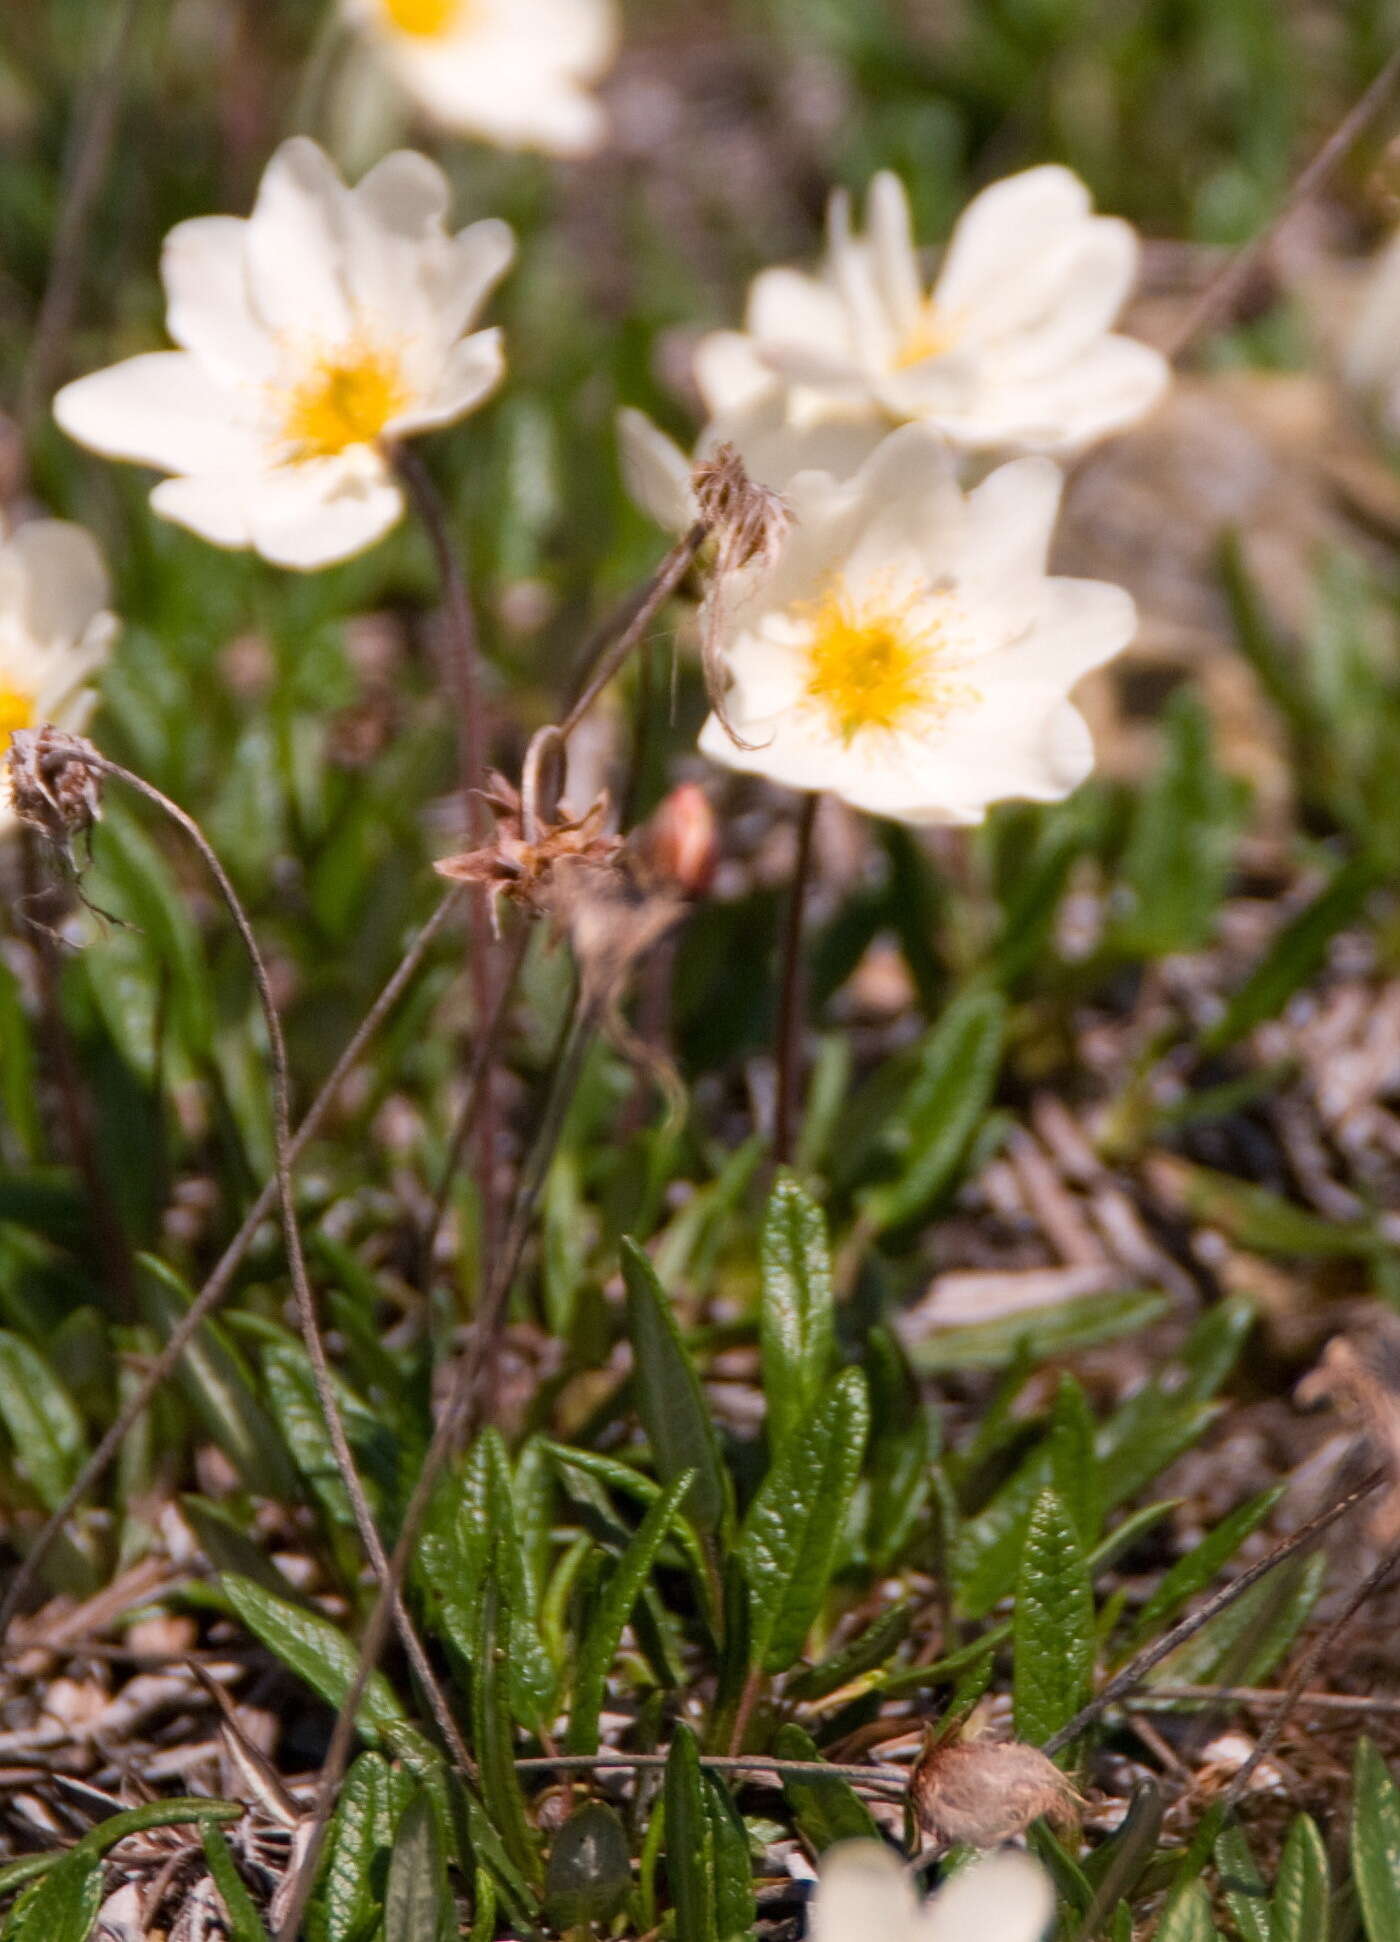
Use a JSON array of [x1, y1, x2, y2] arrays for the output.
[[774, 1722, 878, 1850], [8, 1851, 100, 1942], [910, 1287, 1170, 1374], [1146, 1552, 1325, 1692], [621, 1238, 726, 1533], [1125, 1486, 1283, 1652], [1205, 857, 1377, 1052], [1113, 688, 1238, 956], [739, 1369, 869, 1673], [566, 1471, 692, 1754], [222, 1574, 404, 1740], [310, 1751, 408, 1942], [385, 1792, 450, 1942], [1166, 1166, 1382, 1259], [1270, 1813, 1329, 1942], [0, 1800, 243, 1902], [473, 1573, 541, 1887], [0, 1331, 85, 1514], [860, 988, 1005, 1233], [1154, 1879, 1220, 1942], [759, 1176, 835, 1456], [1353, 1739, 1400, 1942], [664, 1725, 717, 1942], [201, 1824, 271, 1942], [1048, 1374, 1102, 1546], [1215, 1822, 1273, 1942], [1013, 1488, 1093, 1751]]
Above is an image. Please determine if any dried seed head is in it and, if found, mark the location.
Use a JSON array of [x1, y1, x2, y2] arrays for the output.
[[692, 442, 791, 575], [7, 726, 103, 847], [911, 1734, 1080, 1851], [435, 773, 623, 932], [641, 782, 717, 898], [1298, 1328, 1400, 1542]]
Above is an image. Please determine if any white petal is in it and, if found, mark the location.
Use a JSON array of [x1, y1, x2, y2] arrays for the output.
[[0, 520, 111, 650], [934, 334, 1168, 453], [54, 353, 264, 475], [391, 328, 505, 434], [694, 330, 783, 419], [245, 138, 354, 344], [830, 424, 971, 588], [245, 460, 404, 569], [934, 165, 1093, 320], [437, 219, 517, 340], [161, 216, 274, 384], [749, 265, 857, 365], [953, 455, 1063, 605], [618, 408, 696, 532], [386, 40, 609, 153], [977, 577, 1137, 692], [922, 1852, 1055, 1942], [808, 1841, 920, 1942], [825, 189, 896, 369], [868, 172, 925, 336], [980, 218, 1140, 377], [148, 474, 255, 549]]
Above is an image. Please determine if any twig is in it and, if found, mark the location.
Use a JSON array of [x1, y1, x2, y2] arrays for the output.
[[557, 521, 710, 747], [19, 754, 471, 1778], [1165, 44, 1400, 361], [19, 0, 146, 432], [773, 792, 819, 1166], [1144, 1683, 1400, 1716], [1220, 1541, 1400, 1809], [1040, 1468, 1383, 1757], [277, 987, 599, 1942], [511, 1750, 910, 1796], [394, 445, 502, 1294], [0, 886, 463, 1638]]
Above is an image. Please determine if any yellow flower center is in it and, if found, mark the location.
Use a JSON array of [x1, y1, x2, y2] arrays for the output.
[[380, 0, 462, 35], [0, 684, 35, 749], [893, 299, 956, 370], [280, 345, 410, 461], [802, 579, 966, 743]]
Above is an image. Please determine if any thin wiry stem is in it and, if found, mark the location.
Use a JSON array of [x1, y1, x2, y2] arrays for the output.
[[773, 792, 819, 1167], [557, 521, 710, 746], [19, 753, 471, 1776], [394, 445, 502, 1293], [511, 1751, 910, 1796], [19, 0, 146, 433], [1164, 44, 1400, 361], [1041, 1467, 1383, 1758], [278, 986, 598, 1942], [0, 886, 463, 1639]]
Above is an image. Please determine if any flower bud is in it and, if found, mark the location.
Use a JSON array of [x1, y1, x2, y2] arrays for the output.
[[643, 782, 718, 898]]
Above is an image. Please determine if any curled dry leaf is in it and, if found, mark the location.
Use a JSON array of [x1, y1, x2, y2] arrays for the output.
[[1297, 1329, 1400, 1542], [910, 1734, 1080, 1850]]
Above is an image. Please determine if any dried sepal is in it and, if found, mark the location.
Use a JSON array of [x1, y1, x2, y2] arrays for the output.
[[911, 1732, 1080, 1850], [7, 725, 103, 849], [435, 772, 623, 931]]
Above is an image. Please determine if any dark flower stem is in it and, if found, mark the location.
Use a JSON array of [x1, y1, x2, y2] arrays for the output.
[[773, 792, 820, 1166]]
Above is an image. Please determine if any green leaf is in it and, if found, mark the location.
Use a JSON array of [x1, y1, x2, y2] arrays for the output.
[[310, 1751, 409, 1942], [1013, 1488, 1093, 1751], [221, 1574, 404, 1741], [137, 1256, 298, 1501], [620, 1238, 727, 1533], [1165, 1165, 1382, 1259], [1270, 1813, 1329, 1942], [385, 1792, 450, 1942], [774, 1722, 878, 1850], [738, 1369, 869, 1674], [1146, 1551, 1325, 1693], [1124, 1486, 1283, 1652], [1204, 856, 1378, 1052], [0, 1799, 243, 1903], [860, 988, 1006, 1233], [1154, 1879, 1221, 1942], [201, 1824, 271, 1942], [566, 1471, 692, 1754], [663, 1726, 754, 1942], [544, 1803, 632, 1929], [473, 1573, 541, 1887], [1047, 1374, 1102, 1546], [1353, 1739, 1400, 1942], [0, 1331, 85, 1513], [1113, 688, 1239, 956], [909, 1287, 1170, 1373], [759, 1176, 835, 1456], [7, 1850, 100, 1942], [1215, 1822, 1273, 1942]]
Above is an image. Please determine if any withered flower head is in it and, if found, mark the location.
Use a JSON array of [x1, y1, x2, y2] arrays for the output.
[[911, 1733, 1080, 1851], [435, 773, 622, 931], [1298, 1328, 1400, 1543], [7, 726, 103, 849], [692, 442, 791, 575]]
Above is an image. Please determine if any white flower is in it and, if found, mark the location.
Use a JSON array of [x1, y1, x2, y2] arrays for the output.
[[618, 397, 883, 536], [341, 0, 618, 156], [697, 167, 1168, 456], [697, 426, 1136, 826], [0, 519, 116, 833], [809, 1840, 1054, 1942], [1345, 225, 1400, 435], [54, 138, 514, 571]]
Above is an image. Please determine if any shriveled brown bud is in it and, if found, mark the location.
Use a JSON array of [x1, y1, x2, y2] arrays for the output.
[[641, 783, 717, 898], [692, 443, 790, 574], [8, 726, 103, 846], [911, 1735, 1080, 1851]]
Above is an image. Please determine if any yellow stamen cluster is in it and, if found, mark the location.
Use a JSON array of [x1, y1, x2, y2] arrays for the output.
[[801, 579, 962, 743], [381, 0, 462, 36], [894, 299, 956, 370], [281, 346, 410, 461], [0, 684, 35, 749]]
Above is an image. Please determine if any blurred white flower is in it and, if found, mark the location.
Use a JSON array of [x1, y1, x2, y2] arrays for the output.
[[1345, 225, 1400, 435], [698, 167, 1168, 456], [341, 0, 618, 156], [618, 398, 881, 535], [809, 1840, 1054, 1942], [0, 520, 115, 832], [698, 426, 1136, 826], [54, 138, 513, 571]]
